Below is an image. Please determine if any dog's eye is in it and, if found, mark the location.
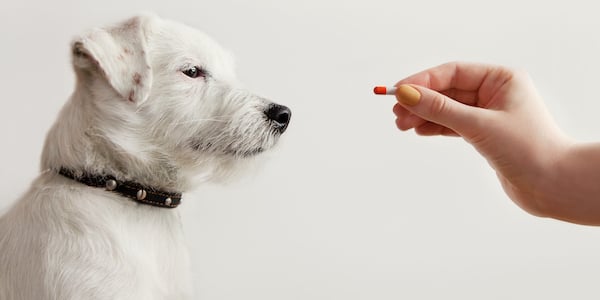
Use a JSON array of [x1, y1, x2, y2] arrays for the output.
[[182, 66, 207, 78]]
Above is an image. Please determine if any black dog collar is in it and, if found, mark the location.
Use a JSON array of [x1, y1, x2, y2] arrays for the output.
[[58, 168, 182, 208]]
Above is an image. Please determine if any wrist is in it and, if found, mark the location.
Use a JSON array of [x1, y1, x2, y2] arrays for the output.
[[533, 136, 578, 219]]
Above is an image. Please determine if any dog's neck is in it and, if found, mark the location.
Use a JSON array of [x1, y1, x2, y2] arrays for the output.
[[40, 81, 187, 192]]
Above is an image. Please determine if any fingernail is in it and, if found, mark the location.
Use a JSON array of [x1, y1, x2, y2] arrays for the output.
[[395, 85, 421, 106]]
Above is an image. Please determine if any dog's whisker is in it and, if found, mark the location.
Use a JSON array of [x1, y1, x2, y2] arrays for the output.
[[170, 117, 230, 125]]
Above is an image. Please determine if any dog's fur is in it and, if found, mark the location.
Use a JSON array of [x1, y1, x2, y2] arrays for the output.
[[0, 14, 289, 300]]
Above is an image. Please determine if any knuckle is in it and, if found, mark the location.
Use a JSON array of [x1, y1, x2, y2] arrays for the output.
[[427, 93, 450, 117]]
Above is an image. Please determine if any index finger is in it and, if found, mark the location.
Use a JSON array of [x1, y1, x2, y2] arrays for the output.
[[395, 61, 513, 93]]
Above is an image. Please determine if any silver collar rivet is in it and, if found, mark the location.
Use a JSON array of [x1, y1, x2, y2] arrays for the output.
[[105, 179, 117, 191], [136, 189, 147, 200], [165, 198, 172, 206]]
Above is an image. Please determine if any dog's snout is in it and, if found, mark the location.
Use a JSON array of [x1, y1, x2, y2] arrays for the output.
[[265, 104, 291, 133]]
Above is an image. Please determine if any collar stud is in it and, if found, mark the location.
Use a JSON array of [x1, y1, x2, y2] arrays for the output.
[[106, 179, 118, 191], [136, 189, 147, 200]]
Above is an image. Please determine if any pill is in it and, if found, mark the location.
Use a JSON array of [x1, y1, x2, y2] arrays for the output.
[[373, 86, 397, 95]]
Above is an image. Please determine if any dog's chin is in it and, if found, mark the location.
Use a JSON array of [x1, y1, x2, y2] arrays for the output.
[[185, 145, 272, 186], [224, 147, 265, 158], [189, 142, 268, 159]]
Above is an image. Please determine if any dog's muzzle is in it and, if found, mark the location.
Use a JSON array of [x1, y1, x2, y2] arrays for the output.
[[265, 104, 291, 134]]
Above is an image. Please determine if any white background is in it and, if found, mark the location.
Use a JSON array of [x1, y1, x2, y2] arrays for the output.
[[2, 0, 600, 299]]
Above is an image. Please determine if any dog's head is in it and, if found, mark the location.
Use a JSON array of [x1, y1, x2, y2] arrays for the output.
[[47, 14, 290, 188]]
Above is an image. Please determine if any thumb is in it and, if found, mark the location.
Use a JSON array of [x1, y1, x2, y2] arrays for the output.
[[395, 84, 486, 135]]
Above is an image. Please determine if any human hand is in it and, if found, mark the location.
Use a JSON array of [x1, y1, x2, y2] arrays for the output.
[[391, 62, 573, 217]]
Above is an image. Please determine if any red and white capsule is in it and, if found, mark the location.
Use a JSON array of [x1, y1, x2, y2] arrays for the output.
[[373, 86, 397, 95]]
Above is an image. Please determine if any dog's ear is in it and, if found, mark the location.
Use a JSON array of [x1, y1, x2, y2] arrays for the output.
[[71, 14, 156, 104]]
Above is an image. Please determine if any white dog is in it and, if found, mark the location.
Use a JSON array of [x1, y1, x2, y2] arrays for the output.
[[0, 14, 290, 300]]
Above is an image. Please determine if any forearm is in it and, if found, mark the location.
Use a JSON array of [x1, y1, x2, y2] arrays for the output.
[[540, 142, 600, 225]]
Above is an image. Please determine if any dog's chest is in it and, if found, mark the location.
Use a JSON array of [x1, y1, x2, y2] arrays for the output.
[[92, 196, 193, 296], [49, 181, 194, 298], [115, 220, 193, 298], [75, 195, 193, 298]]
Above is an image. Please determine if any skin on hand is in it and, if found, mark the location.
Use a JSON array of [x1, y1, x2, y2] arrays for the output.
[[392, 62, 600, 225]]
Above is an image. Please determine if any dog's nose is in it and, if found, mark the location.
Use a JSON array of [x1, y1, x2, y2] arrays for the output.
[[265, 104, 291, 133]]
